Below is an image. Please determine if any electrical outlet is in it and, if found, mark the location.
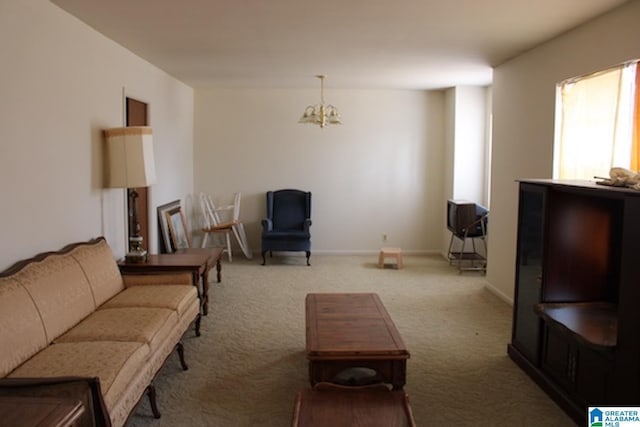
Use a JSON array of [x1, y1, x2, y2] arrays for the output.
[[382, 234, 387, 242]]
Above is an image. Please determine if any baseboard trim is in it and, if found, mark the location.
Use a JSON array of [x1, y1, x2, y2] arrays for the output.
[[484, 282, 513, 305], [311, 249, 442, 256]]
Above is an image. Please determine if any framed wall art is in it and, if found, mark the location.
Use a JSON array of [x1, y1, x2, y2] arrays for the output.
[[157, 200, 181, 253], [165, 205, 191, 251]]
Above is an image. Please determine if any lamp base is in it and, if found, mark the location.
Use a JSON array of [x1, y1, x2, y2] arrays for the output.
[[125, 249, 147, 263], [126, 235, 147, 263]]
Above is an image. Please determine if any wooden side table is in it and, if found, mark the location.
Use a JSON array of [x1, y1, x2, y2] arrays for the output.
[[0, 396, 84, 427], [176, 247, 224, 288], [118, 247, 223, 317]]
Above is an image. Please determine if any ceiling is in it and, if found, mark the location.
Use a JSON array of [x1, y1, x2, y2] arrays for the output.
[[51, 0, 627, 90]]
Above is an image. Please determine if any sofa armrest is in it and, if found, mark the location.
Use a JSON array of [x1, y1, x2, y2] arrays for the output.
[[121, 272, 193, 288], [0, 376, 111, 427]]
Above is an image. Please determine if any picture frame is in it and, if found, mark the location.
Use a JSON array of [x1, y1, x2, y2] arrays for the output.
[[165, 206, 191, 251], [157, 200, 181, 253]]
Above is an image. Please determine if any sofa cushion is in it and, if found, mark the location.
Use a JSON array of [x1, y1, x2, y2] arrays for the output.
[[7, 341, 149, 411], [70, 239, 124, 307], [102, 285, 197, 318], [17, 253, 95, 343], [0, 277, 48, 377], [55, 307, 177, 354]]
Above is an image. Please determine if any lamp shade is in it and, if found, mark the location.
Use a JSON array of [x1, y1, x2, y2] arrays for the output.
[[104, 126, 157, 188]]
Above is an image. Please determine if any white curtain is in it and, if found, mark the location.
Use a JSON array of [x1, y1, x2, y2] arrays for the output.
[[554, 63, 637, 179]]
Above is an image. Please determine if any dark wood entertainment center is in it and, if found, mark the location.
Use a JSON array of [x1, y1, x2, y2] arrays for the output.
[[508, 180, 640, 425]]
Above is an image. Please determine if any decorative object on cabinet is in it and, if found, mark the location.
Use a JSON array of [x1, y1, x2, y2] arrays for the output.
[[104, 126, 157, 262], [299, 75, 342, 128], [508, 179, 640, 425], [595, 166, 640, 189], [446, 200, 488, 273]]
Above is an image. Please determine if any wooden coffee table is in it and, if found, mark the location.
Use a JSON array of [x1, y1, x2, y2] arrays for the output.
[[305, 293, 410, 390]]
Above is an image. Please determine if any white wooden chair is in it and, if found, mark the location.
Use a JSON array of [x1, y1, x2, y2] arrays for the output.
[[230, 192, 253, 260], [200, 193, 235, 261], [199, 192, 253, 261]]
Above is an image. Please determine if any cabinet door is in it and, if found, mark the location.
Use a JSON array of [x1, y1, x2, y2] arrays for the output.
[[541, 325, 573, 392], [541, 324, 612, 406], [574, 346, 611, 407], [511, 183, 546, 364]]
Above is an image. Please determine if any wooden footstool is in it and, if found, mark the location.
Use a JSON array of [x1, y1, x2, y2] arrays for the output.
[[378, 247, 404, 269], [292, 383, 416, 427]]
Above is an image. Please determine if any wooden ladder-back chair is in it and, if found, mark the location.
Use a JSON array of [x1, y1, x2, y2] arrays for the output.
[[199, 193, 253, 261]]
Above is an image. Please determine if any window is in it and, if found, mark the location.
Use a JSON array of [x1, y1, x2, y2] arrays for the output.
[[553, 60, 640, 179]]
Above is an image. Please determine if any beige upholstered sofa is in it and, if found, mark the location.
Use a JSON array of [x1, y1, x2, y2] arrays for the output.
[[0, 237, 200, 427]]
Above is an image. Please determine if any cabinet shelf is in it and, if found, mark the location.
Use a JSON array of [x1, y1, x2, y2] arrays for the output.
[[534, 302, 617, 350]]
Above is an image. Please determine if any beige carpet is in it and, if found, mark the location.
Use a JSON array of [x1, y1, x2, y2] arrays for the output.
[[126, 254, 575, 426]]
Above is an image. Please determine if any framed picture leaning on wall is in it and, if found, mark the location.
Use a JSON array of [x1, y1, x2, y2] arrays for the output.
[[165, 205, 191, 251], [157, 200, 181, 253]]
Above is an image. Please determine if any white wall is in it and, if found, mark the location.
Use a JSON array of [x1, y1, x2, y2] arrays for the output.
[[452, 86, 489, 204], [194, 87, 446, 255], [0, 0, 194, 270], [487, 0, 640, 302], [442, 86, 489, 256]]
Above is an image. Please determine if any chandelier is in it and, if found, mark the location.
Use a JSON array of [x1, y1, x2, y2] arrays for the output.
[[299, 75, 342, 128]]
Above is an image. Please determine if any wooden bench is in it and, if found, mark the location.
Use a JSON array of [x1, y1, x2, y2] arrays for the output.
[[292, 383, 416, 427]]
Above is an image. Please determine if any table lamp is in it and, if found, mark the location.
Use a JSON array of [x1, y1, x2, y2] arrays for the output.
[[104, 126, 157, 262]]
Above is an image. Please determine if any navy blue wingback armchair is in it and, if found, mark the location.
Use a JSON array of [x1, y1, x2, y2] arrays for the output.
[[261, 189, 312, 265]]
